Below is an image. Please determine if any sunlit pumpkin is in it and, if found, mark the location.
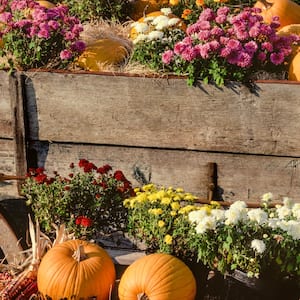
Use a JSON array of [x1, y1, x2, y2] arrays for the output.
[[288, 48, 300, 81], [276, 24, 300, 81], [254, 0, 300, 29], [37, 239, 116, 300], [129, 10, 187, 40], [118, 253, 197, 300], [77, 38, 132, 71], [36, 0, 55, 8], [130, 0, 169, 20]]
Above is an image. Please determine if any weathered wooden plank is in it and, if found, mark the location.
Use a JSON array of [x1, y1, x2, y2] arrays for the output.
[[0, 71, 13, 139], [28, 142, 300, 203], [0, 139, 19, 197], [24, 71, 300, 157], [9, 73, 27, 194]]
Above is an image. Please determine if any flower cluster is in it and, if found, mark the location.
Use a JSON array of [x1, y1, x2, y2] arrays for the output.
[[130, 7, 186, 72], [0, 0, 85, 70], [124, 183, 200, 260], [187, 194, 300, 280], [169, 0, 256, 24], [22, 159, 135, 239], [162, 6, 299, 85]]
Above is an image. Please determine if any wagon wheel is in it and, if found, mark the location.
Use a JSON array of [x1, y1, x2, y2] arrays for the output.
[[0, 204, 26, 264]]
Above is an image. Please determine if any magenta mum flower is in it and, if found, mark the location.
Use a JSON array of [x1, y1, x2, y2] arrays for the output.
[[60, 49, 72, 60], [162, 50, 174, 64]]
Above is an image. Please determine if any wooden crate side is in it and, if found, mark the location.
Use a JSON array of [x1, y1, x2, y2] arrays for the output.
[[0, 139, 19, 197], [0, 71, 13, 139], [28, 141, 300, 203], [24, 72, 300, 157]]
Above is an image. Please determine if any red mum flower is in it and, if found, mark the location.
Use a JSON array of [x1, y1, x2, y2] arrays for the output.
[[75, 216, 83, 225], [97, 164, 112, 174], [34, 173, 47, 184], [114, 170, 126, 181], [78, 159, 89, 168], [80, 217, 93, 227]]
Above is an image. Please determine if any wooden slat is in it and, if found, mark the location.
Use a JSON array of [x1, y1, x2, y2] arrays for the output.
[[0, 71, 13, 139], [0, 139, 19, 197], [9, 73, 27, 195], [24, 71, 300, 157], [28, 142, 300, 203]]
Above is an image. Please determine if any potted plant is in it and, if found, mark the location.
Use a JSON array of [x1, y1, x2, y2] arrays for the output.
[[22, 159, 135, 240]]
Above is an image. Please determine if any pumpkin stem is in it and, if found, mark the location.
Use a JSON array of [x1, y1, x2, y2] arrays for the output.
[[72, 244, 88, 262], [137, 293, 149, 300]]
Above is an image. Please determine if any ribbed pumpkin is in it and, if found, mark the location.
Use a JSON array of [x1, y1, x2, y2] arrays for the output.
[[118, 253, 197, 300], [130, 10, 187, 40], [130, 0, 169, 20], [254, 0, 300, 29], [37, 239, 116, 300], [77, 38, 131, 71]]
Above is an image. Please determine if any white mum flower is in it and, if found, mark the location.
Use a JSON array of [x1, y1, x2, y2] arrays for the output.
[[292, 203, 300, 220], [188, 209, 208, 224], [278, 220, 300, 240], [251, 239, 266, 254], [133, 33, 148, 44], [283, 197, 293, 208], [261, 192, 273, 202], [168, 17, 180, 27], [276, 205, 292, 220], [195, 216, 216, 234], [225, 201, 248, 224], [160, 7, 172, 15], [211, 209, 225, 222], [147, 30, 164, 40], [152, 15, 170, 30], [133, 22, 149, 33], [247, 208, 268, 225]]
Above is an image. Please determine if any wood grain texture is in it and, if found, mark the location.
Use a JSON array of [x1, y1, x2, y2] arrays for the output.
[[24, 71, 300, 157], [0, 71, 12, 139], [0, 139, 19, 197], [28, 142, 300, 202]]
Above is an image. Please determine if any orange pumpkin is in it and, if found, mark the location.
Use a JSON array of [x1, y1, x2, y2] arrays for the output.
[[289, 48, 300, 81], [118, 253, 197, 300], [130, 0, 169, 20], [254, 0, 300, 29], [37, 239, 116, 300], [77, 38, 132, 71], [36, 0, 55, 8]]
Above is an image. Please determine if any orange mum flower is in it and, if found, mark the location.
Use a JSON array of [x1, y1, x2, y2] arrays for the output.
[[196, 0, 205, 6], [181, 8, 192, 19]]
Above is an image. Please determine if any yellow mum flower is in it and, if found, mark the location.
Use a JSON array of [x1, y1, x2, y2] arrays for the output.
[[169, 0, 179, 5], [148, 193, 158, 203], [176, 187, 184, 193], [171, 201, 181, 211], [142, 183, 155, 192], [136, 193, 148, 203], [179, 205, 196, 214], [161, 197, 171, 205], [184, 193, 197, 201], [164, 234, 173, 245], [149, 208, 163, 215], [123, 199, 131, 208], [158, 220, 165, 227], [170, 211, 177, 217]]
